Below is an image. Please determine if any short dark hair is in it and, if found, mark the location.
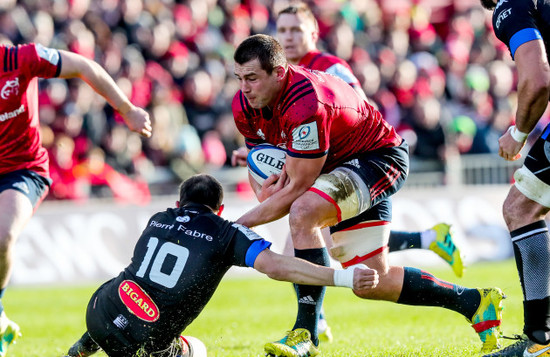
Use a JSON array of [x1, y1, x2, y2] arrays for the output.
[[480, 0, 496, 10], [178, 174, 223, 211], [234, 34, 287, 74], [278, 2, 319, 33]]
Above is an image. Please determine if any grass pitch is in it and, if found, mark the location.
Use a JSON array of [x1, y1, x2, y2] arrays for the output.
[[6, 260, 523, 356]]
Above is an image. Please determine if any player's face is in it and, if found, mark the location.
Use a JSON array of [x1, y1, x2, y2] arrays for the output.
[[276, 13, 317, 64], [234, 58, 282, 109]]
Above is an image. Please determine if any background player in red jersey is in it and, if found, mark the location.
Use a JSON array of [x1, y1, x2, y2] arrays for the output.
[[232, 34, 505, 357], [65, 174, 378, 357], [0, 42, 151, 356]]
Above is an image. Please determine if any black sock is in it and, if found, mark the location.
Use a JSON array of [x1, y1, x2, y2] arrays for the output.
[[293, 248, 329, 346], [388, 231, 422, 251], [511, 221, 550, 344], [397, 267, 480, 319]]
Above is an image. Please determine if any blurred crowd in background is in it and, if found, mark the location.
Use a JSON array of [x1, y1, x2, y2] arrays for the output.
[[0, 0, 544, 203]]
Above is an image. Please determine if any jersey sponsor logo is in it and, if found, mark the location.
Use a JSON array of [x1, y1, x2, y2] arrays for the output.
[[256, 129, 266, 140], [113, 314, 129, 329], [232, 223, 262, 241], [35, 44, 60, 66], [344, 158, 360, 169], [118, 280, 160, 322], [1, 77, 20, 100], [177, 225, 213, 241], [291, 122, 320, 151], [495, 8, 512, 29], [150, 220, 174, 230], [176, 215, 190, 223], [495, 0, 507, 11], [0, 104, 25, 123]]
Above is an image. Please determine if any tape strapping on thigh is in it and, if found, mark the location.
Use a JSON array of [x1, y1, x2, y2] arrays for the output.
[[311, 167, 370, 221], [514, 166, 550, 208]]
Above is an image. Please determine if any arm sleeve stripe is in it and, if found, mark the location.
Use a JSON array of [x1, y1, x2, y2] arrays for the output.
[[245, 239, 272, 267], [245, 139, 264, 149], [510, 28, 542, 59], [286, 150, 328, 159], [8, 47, 14, 71], [54, 50, 62, 77], [3, 48, 7, 72], [13, 47, 18, 70]]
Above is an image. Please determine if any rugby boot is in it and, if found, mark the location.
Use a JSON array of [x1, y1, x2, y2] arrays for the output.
[[429, 223, 465, 277], [469, 288, 506, 353], [0, 312, 20, 357], [177, 335, 208, 357], [265, 328, 320, 357], [67, 332, 100, 357], [483, 334, 550, 356]]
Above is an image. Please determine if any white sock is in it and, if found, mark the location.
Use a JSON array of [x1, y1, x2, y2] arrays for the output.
[[420, 229, 436, 249]]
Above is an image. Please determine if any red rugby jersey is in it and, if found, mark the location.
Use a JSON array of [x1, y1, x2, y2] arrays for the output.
[[0, 43, 60, 178], [298, 50, 360, 87], [232, 65, 401, 173]]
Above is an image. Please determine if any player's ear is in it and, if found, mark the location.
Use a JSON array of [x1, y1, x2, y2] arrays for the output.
[[176, 201, 180, 208], [311, 29, 319, 44], [275, 65, 286, 81]]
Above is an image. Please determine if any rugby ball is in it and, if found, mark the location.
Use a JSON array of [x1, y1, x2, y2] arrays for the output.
[[181, 335, 207, 357], [247, 144, 287, 185]]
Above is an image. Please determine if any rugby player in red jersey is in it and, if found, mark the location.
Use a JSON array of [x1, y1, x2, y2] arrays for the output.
[[274, 2, 463, 275], [0, 42, 151, 356], [231, 34, 505, 357], [232, 2, 464, 345]]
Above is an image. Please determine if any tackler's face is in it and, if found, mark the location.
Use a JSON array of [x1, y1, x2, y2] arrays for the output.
[[234, 58, 283, 109]]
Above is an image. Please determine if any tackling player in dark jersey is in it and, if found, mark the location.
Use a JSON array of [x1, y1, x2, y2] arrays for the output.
[[481, 1, 550, 356], [65, 174, 378, 357], [0, 42, 152, 357], [231, 34, 505, 356]]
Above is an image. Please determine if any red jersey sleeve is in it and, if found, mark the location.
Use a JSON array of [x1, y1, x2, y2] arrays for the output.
[[281, 90, 329, 159], [19, 43, 61, 79]]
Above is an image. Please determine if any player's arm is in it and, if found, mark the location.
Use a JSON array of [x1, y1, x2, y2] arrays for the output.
[[231, 146, 249, 167], [499, 39, 550, 160], [236, 154, 325, 228], [253, 248, 378, 290], [57, 50, 152, 138]]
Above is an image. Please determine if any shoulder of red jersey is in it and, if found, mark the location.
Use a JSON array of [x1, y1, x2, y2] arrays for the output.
[[1, 43, 60, 77], [277, 66, 319, 121], [300, 51, 358, 86]]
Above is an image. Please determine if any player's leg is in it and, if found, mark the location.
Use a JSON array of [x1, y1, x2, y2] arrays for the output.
[[283, 228, 334, 344], [331, 207, 504, 353], [264, 192, 338, 357], [483, 126, 550, 357], [0, 170, 49, 356], [389, 223, 465, 277]]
